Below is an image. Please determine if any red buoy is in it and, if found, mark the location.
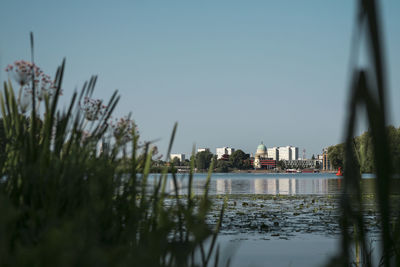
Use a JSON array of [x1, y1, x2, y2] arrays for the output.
[[336, 167, 343, 176]]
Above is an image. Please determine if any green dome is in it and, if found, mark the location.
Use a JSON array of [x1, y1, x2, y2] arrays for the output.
[[257, 143, 266, 152]]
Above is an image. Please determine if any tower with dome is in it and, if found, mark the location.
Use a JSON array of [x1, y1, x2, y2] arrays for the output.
[[254, 142, 270, 169]]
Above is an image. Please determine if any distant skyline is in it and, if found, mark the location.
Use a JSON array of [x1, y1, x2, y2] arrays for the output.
[[1, 1, 399, 157]]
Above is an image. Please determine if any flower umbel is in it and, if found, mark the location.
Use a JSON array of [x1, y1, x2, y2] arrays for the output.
[[5, 60, 41, 86], [111, 116, 137, 143], [34, 73, 58, 101], [80, 97, 107, 121]]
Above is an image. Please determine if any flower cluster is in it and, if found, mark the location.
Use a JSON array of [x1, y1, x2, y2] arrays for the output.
[[110, 116, 137, 143], [5, 60, 42, 86], [5, 60, 61, 111], [80, 97, 107, 121], [34, 73, 59, 101]]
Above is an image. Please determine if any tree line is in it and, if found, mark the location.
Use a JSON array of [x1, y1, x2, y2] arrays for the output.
[[328, 125, 400, 173], [150, 149, 252, 172]]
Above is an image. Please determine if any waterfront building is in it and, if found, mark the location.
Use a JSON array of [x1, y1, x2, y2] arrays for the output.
[[322, 148, 332, 170], [216, 147, 235, 159], [197, 148, 210, 153], [290, 147, 299, 160], [170, 153, 185, 162], [267, 147, 279, 161], [278, 146, 292, 161], [277, 146, 299, 161], [252, 142, 276, 169], [281, 159, 317, 169]]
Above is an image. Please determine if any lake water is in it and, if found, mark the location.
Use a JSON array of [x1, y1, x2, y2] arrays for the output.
[[150, 172, 383, 266], [151, 172, 377, 195]]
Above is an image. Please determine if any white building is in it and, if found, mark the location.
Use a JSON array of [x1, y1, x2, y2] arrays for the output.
[[278, 146, 292, 161], [197, 148, 210, 153], [216, 147, 235, 159], [170, 153, 185, 162], [281, 159, 317, 169], [267, 147, 279, 161], [276, 146, 299, 161], [290, 147, 299, 160]]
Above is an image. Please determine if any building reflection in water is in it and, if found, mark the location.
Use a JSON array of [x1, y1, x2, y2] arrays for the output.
[[162, 176, 345, 195], [254, 179, 296, 195], [216, 179, 232, 194], [212, 178, 342, 195]]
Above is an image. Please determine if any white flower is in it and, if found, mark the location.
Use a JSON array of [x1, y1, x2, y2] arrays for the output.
[[19, 89, 31, 114], [111, 116, 137, 143], [5, 60, 41, 86], [80, 97, 107, 121], [34, 74, 57, 101]]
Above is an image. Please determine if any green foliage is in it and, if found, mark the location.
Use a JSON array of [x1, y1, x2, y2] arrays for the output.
[[171, 157, 181, 166], [328, 143, 345, 169], [328, 126, 400, 173], [229, 150, 250, 170], [0, 51, 223, 266], [215, 160, 230, 173], [330, 0, 400, 266], [195, 151, 213, 171]]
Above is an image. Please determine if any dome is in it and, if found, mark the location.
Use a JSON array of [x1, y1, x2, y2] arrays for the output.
[[256, 142, 267, 154]]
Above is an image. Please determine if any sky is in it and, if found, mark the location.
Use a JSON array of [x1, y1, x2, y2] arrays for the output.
[[0, 0, 399, 158]]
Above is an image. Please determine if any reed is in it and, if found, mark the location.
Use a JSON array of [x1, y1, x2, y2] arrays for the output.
[[0, 33, 224, 266], [329, 0, 399, 266]]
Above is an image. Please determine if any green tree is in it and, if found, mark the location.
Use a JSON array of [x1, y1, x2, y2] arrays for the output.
[[328, 144, 345, 169], [215, 160, 230, 172], [357, 131, 374, 173], [196, 151, 213, 170], [171, 157, 181, 166], [229, 150, 249, 169], [387, 125, 400, 174]]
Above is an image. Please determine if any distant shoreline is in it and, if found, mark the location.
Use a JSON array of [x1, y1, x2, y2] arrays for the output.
[[174, 169, 338, 174], [231, 169, 337, 174]]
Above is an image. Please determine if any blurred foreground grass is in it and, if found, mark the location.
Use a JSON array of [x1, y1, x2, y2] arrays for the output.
[[0, 36, 224, 266]]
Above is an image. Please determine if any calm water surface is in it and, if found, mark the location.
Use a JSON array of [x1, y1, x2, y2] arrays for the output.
[[148, 173, 382, 266], [151, 172, 377, 195]]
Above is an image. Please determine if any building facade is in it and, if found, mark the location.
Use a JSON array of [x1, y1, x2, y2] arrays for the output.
[[281, 159, 317, 169], [290, 147, 299, 160], [170, 153, 185, 162], [267, 147, 279, 161], [278, 146, 292, 161], [216, 147, 235, 159], [253, 142, 276, 169], [322, 148, 332, 170], [197, 148, 210, 153], [276, 146, 299, 161]]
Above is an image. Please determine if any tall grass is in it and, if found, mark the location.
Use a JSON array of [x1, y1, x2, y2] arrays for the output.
[[0, 34, 225, 266], [330, 0, 399, 266]]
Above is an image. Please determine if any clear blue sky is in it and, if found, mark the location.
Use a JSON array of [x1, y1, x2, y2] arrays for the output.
[[1, 0, 399, 157]]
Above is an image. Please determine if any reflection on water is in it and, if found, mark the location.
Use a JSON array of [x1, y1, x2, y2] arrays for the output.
[[198, 178, 342, 195], [150, 173, 384, 195]]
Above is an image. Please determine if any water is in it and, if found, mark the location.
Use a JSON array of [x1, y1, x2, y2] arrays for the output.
[[150, 172, 377, 195], [216, 234, 339, 267], [148, 173, 382, 266]]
